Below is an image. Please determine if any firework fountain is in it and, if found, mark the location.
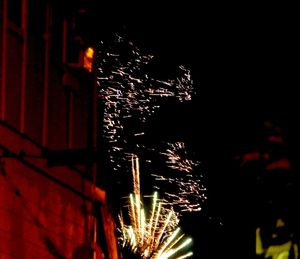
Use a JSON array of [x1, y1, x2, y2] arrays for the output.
[[118, 156, 193, 258]]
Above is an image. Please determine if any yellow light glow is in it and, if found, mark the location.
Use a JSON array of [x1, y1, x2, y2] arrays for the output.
[[84, 47, 94, 72]]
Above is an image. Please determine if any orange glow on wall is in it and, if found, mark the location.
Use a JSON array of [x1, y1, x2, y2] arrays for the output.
[[84, 47, 94, 72]]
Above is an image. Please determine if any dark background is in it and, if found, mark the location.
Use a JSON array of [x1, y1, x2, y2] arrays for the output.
[[93, 3, 298, 258]]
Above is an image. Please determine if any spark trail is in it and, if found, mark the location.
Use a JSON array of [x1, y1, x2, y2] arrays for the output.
[[97, 33, 205, 213]]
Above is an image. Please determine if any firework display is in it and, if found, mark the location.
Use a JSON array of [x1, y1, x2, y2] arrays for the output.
[[97, 33, 206, 213], [97, 33, 193, 171], [161, 142, 200, 173], [118, 156, 193, 258], [151, 142, 207, 212]]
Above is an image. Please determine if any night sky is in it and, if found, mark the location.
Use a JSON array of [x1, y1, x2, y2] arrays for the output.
[[93, 4, 298, 258]]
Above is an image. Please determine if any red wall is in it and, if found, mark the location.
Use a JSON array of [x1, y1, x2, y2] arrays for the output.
[[0, 124, 95, 258], [0, 1, 118, 257], [0, 158, 87, 258]]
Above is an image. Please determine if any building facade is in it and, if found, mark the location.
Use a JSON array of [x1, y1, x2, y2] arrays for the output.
[[0, 0, 118, 258]]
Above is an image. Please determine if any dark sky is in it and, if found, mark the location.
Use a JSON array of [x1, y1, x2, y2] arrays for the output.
[[94, 3, 298, 105]]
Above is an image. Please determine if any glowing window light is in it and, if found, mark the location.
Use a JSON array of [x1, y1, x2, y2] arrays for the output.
[[84, 47, 94, 72]]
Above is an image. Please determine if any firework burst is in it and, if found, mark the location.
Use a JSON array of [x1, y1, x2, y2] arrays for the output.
[[97, 33, 194, 173], [149, 142, 207, 212], [160, 142, 200, 173], [118, 156, 193, 258], [97, 33, 205, 214]]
